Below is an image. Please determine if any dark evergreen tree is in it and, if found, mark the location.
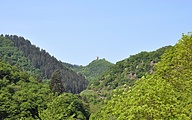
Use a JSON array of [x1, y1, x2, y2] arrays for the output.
[[50, 70, 65, 94]]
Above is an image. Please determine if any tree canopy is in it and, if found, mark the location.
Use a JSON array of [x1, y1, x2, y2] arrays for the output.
[[90, 46, 171, 91], [1, 33, 192, 119], [0, 59, 90, 120], [50, 70, 65, 94], [0, 59, 52, 119], [90, 34, 192, 119], [0, 35, 88, 94], [40, 93, 90, 120], [70, 58, 113, 82]]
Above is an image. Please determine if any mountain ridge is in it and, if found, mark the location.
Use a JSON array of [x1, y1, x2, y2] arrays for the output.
[[89, 45, 172, 91], [0, 34, 88, 94]]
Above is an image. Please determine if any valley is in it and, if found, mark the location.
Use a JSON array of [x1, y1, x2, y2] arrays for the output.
[[1, 33, 192, 119]]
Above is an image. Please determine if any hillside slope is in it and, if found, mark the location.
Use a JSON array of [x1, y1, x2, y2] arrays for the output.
[[0, 59, 90, 120], [0, 35, 88, 93], [91, 34, 192, 120], [80, 45, 172, 113], [70, 58, 113, 81], [90, 46, 172, 91]]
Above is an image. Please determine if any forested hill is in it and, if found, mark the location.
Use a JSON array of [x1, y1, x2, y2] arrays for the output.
[[0, 34, 88, 93], [91, 34, 192, 120], [68, 58, 114, 81], [0, 59, 90, 119], [80, 45, 172, 113], [90, 45, 172, 91]]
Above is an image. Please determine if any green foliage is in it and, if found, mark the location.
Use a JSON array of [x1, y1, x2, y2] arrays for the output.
[[40, 93, 90, 120], [0, 34, 91, 119], [0, 60, 90, 120], [72, 58, 113, 81], [70, 59, 113, 113], [155, 34, 192, 88], [0, 36, 14, 47], [2, 33, 191, 119], [0, 36, 42, 78], [90, 34, 192, 119], [80, 90, 106, 113], [66, 59, 113, 113], [1, 34, 88, 94], [50, 70, 65, 94], [90, 46, 171, 91], [0, 60, 53, 119], [83, 46, 171, 114]]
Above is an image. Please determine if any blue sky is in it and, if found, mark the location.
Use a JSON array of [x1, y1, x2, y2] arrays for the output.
[[0, 0, 192, 65]]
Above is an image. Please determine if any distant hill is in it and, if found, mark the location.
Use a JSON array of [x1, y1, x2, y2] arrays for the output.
[[65, 58, 114, 81], [80, 46, 172, 113], [0, 34, 88, 94], [90, 34, 192, 120], [90, 46, 172, 91]]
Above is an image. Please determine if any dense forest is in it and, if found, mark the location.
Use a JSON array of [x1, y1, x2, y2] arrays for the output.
[[90, 45, 172, 90], [90, 33, 192, 119], [69, 58, 113, 81], [0, 59, 90, 119], [1, 33, 192, 119], [78, 45, 171, 113], [0, 35, 88, 94]]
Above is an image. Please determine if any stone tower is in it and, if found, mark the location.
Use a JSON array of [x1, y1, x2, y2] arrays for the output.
[[96, 56, 99, 60]]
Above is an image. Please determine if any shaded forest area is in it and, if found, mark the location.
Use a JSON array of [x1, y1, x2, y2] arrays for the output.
[[0, 35, 88, 94]]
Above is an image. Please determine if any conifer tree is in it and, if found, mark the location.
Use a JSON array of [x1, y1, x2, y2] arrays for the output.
[[50, 70, 65, 94]]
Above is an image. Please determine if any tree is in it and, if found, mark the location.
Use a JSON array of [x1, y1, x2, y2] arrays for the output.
[[90, 34, 192, 119], [1, 34, 88, 94], [40, 93, 90, 120], [0, 60, 53, 119], [50, 70, 65, 94]]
